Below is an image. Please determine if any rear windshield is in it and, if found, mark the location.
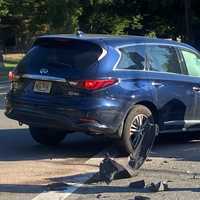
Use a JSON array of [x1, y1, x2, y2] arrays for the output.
[[18, 39, 102, 70]]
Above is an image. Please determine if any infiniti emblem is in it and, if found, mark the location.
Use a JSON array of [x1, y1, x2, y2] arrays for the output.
[[40, 68, 48, 75]]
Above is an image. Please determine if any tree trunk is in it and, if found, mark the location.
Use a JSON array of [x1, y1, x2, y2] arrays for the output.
[[184, 0, 192, 42]]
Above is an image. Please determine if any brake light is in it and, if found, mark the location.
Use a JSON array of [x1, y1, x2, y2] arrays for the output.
[[8, 71, 20, 81], [8, 71, 15, 81], [69, 79, 118, 90]]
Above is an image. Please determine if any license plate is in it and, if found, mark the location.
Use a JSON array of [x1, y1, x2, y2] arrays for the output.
[[34, 81, 52, 94]]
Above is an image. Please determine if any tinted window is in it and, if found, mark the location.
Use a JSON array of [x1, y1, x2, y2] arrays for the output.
[[181, 49, 200, 77], [146, 45, 181, 74], [18, 39, 102, 70], [117, 45, 145, 70]]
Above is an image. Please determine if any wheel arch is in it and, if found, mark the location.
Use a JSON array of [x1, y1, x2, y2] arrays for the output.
[[135, 101, 159, 124], [118, 100, 159, 138]]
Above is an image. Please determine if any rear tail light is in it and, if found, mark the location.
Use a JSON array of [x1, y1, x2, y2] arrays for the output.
[[8, 71, 20, 81], [69, 79, 118, 90], [8, 71, 15, 81]]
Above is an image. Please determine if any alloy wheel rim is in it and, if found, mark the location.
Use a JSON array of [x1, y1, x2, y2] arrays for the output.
[[129, 114, 149, 149]]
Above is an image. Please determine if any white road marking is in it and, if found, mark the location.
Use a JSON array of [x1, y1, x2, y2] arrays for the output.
[[0, 92, 6, 95], [0, 85, 9, 89], [32, 149, 106, 200]]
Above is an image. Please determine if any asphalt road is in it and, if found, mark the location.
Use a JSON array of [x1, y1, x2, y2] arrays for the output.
[[0, 83, 112, 200], [2, 82, 200, 200]]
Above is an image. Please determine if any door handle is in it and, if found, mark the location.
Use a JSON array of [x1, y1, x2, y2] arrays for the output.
[[192, 86, 200, 92], [152, 82, 164, 87]]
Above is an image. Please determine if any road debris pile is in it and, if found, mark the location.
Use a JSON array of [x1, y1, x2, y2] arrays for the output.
[[129, 179, 169, 192], [128, 180, 169, 200], [99, 154, 133, 184], [146, 181, 169, 192], [99, 123, 158, 184]]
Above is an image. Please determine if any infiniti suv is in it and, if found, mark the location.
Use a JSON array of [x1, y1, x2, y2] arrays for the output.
[[5, 34, 200, 154]]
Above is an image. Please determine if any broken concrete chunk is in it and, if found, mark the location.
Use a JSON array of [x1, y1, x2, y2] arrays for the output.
[[129, 180, 145, 189], [146, 181, 168, 192], [96, 194, 102, 199], [146, 158, 152, 162], [46, 182, 69, 191], [99, 155, 132, 184], [192, 173, 200, 179], [134, 196, 151, 200]]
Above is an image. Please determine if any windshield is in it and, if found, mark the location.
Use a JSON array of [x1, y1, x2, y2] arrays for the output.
[[18, 39, 102, 70]]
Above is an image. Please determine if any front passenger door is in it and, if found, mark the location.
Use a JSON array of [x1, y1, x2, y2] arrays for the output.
[[146, 45, 196, 132], [180, 48, 200, 129]]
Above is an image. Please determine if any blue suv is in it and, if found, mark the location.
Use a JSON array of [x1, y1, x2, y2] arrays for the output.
[[5, 34, 200, 154]]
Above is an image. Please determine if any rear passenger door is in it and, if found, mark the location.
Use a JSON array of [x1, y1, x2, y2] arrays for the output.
[[179, 48, 200, 129], [146, 45, 196, 132]]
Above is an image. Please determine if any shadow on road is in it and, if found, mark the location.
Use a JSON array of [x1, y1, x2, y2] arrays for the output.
[[111, 132, 200, 162], [0, 184, 44, 193], [0, 128, 112, 162], [1, 128, 200, 163], [151, 133, 200, 162]]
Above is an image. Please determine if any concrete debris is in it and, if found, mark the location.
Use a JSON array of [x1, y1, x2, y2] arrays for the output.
[[134, 196, 151, 200], [146, 181, 169, 192], [99, 155, 132, 184], [192, 173, 200, 179], [46, 182, 69, 191], [96, 194, 102, 199], [146, 158, 152, 162], [96, 194, 109, 199], [129, 180, 145, 189]]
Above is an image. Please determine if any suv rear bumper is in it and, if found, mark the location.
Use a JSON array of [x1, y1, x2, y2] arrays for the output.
[[5, 94, 127, 137]]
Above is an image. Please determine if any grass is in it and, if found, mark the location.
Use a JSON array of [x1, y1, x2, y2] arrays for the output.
[[0, 53, 24, 82]]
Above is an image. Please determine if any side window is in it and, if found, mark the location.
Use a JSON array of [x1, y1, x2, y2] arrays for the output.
[[146, 45, 181, 74], [181, 49, 200, 77], [117, 45, 145, 70]]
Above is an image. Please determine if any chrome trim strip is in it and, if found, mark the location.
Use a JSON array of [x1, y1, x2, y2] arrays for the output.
[[22, 74, 66, 83], [113, 48, 122, 70], [112, 42, 199, 71], [164, 120, 200, 125], [98, 48, 107, 61], [160, 127, 200, 134], [115, 42, 197, 52], [160, 129, 183, 134]]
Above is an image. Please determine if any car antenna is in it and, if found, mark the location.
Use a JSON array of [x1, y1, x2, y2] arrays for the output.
[[76, 30, 84, 37]]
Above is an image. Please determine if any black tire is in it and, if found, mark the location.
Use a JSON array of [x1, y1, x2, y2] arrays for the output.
[[122, 105, 156, 168], [29, 126, 67, 146]]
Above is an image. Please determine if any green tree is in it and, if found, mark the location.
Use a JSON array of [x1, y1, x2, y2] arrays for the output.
[[0, 0, 9, 17]]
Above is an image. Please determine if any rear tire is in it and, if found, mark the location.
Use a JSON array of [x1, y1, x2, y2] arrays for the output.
[[122, 105, 154, 154], [29, 126, 67, 146]]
